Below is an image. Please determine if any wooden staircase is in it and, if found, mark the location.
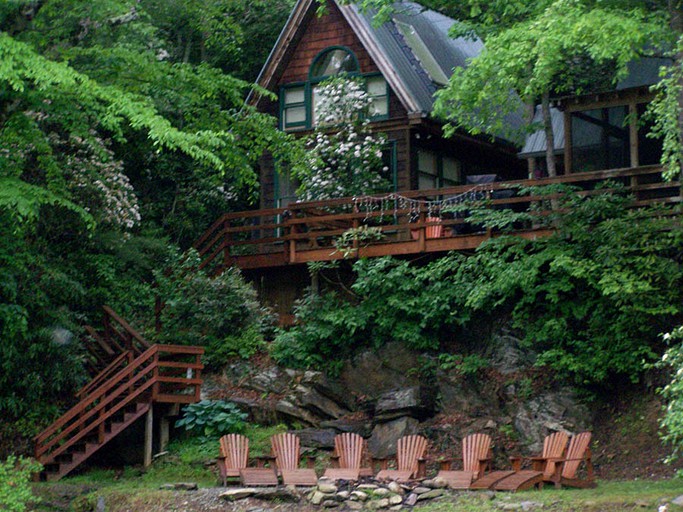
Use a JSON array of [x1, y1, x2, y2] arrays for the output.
[[34, 307, 204, 481]]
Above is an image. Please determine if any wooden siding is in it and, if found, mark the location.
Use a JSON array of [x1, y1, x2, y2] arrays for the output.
[[279, 0, 379, 85]]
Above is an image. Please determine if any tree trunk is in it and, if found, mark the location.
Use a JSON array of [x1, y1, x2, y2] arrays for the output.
[[542, 92, 557, 177]]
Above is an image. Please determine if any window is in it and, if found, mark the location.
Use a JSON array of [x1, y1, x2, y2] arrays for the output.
[[417, 150, 461, 190], [282, 85, 307, 130], [310, 48, 359, 79], [279, 47, 390, 130], [571, 106, 629, 172], [367, 75, 389, 119]]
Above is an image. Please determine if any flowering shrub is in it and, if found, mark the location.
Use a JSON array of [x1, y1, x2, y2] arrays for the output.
[[61, 133, 141, 230], [296, 77, 390, 201]]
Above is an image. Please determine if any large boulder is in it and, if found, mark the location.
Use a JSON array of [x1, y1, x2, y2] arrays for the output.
[[295, 428, 338, 449], [338, 342, 422, 399], [368, 417, 419, 458], [319, 418, 373, 437], [375, 387, 436, 421], [513, 390, 591, 453], [294, 384, 350, 420]]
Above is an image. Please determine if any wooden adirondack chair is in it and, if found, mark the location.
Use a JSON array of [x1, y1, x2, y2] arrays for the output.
[[436, 433, 492, 489], [323, 433, 372, 481], [485, 431, 569, 492], [271, 432, 318, 486], [375, 435, 428, 482], [547, 432, 595, 488], [217, 434, 277, 486]]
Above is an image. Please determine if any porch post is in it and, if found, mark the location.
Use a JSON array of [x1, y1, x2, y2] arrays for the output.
[[144, 405, 153, 468]]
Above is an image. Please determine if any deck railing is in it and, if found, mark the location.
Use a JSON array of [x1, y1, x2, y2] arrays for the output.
[[195, 165, 679, 271]]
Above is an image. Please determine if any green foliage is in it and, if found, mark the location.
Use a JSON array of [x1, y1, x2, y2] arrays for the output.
[[175, 400, 248, 439], [274, 186, 683, 386], [333, 225, 384, 258], [154, 249, 272, 355], [658, 326, 683, 463], [0, 456, 42, 512]]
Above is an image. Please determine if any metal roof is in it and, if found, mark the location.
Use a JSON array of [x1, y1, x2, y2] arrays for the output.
[[519, 106, 565, 157]]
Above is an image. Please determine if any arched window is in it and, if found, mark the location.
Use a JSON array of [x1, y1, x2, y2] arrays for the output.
[[309, 47, 359, 79]]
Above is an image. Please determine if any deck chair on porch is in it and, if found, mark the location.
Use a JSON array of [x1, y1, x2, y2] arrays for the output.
[[271, 432, 318, 486], [436, 433, 492, 489], [217, 434, 277, 486], [323, 433, 372, 481], [546, 431, 595, 488], [375, 435, 428, 482], [481, 431, 569, 492]]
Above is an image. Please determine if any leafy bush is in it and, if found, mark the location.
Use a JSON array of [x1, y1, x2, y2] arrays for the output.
[[175, 400, 248, 438], [155, 249, 274, 368], [658, 326, 683, 463], [273, 186, 683, 387], [0, 456, 42, 512]]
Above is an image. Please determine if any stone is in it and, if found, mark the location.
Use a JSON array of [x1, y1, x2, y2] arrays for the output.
[[302, 371, 355, 410], [513, 390, 591, 453], [375, 386, 436, 421], [415, 489, 444, 501], [357, 484, 379, 491], [387, 481, 403, 494], [95, 497, 105, 512], [253, 488, 301, 502], [672, 495, 683, 506], [295, 384, 350, 420], [159, 482, 198, 491], [248, 367, 290, 394], [500, 504, 523, 511], [310, 491, 326, 505], [351, 491, 369, 501], [367, 498, 391, 509], [486, 331, 536, 375], [389, 506, 403, 511], [373, 488, 390, 497], [389, 495, 403, 505], [317, 482, 339, 494], [521, 501, 544, 511], [404, 494, 418, 507], [368, 417, 419, 458], [321, 500, 340, 508], [320, 418, 373, 437], [347, 501, 364, 510], [411, 487, 432, 495], [220, 488, 257, 501], [275, 400, 321, 427], [337, 491, 350, 499], [295, 428, 338, 449]]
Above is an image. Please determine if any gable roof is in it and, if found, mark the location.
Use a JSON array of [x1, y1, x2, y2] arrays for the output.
[[252, 0, 486, 117]]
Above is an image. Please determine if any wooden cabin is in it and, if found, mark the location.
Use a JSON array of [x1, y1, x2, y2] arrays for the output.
[[196, 2, 676, 322]]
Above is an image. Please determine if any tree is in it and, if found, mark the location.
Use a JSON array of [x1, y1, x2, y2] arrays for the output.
[[344, 0, 679, 178]]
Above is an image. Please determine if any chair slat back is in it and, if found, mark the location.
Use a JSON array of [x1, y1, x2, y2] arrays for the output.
[[562, 432, 592, 478], [542, 432, 569, 459], [335, 433, 364, 469], [219, 434, 249, 470], [396, 435, 427, 473], [462, 433, 491, 473], [272, 433, 300, 471]]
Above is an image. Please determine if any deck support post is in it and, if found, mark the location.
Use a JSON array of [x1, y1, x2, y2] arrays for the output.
[[144, 405, 153, 468], [159, 414, 170, 453]]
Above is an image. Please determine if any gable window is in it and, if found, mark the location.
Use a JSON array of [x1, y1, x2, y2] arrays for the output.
[[279, 46, 390, 130], [310, 47, 359, 79]]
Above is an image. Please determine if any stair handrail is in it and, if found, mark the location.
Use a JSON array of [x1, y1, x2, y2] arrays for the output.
[[102, 306, 150, 356], [35, 344, 203, 463], [34, 344, 158, 458], [75, 351, 133, 400]]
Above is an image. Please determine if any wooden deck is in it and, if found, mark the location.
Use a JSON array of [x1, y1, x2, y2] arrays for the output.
[[196, 166, 679, 272]]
